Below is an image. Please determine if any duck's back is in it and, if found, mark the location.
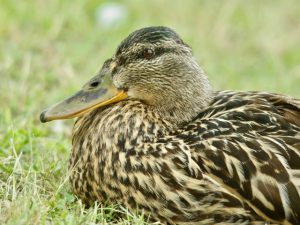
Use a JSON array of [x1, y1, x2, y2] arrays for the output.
[[178, 91, 300, 224]]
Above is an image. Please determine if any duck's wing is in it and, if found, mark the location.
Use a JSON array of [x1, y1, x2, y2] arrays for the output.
[[268, 94, 300, 127], [178, 91, 300, 224]]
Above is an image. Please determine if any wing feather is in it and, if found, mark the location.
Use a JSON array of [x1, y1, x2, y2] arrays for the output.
[[176, 91, 300, 224]]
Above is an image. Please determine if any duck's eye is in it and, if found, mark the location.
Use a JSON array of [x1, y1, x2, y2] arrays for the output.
[[142, 48, 154, 59]]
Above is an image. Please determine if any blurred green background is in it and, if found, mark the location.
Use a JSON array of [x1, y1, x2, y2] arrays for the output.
[[0, 0, 300, 224]]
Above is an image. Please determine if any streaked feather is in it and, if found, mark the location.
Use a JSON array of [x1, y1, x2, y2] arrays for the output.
[[70, 91, 300, 224]]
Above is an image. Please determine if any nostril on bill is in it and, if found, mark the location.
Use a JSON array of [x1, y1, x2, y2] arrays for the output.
[[90, 81, 99, 88]]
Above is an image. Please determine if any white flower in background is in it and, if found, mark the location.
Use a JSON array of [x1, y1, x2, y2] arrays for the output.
[[96, 3, 128, 28]]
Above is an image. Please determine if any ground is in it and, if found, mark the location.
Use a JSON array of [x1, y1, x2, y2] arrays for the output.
[[0, 0, 300, 224]]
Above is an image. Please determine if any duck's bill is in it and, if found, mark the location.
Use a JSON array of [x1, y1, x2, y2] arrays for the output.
[[40, 74, 128, 123]]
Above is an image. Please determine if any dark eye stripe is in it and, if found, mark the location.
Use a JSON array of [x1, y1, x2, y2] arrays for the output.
[[154, 47, 175, 57], [115, 47, 176, 68], [135, 47, 176, 61]]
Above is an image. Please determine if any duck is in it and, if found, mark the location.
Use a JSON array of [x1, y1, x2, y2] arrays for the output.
[[40, 26, 300, 225]]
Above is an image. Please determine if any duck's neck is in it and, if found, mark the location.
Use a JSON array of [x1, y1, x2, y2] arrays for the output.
[[146, 58, 213, 125]]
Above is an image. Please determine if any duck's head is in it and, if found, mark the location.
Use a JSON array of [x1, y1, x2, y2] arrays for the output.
[[40, 26, 212, 125]]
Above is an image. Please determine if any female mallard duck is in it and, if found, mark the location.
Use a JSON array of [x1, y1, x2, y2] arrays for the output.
[[41, 26, 300, 224]]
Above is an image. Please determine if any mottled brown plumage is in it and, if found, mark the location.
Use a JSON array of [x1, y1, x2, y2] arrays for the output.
[[42, 27, 300, 224]]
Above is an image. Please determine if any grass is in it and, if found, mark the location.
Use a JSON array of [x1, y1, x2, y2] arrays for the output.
[[0, 0, 300, 224]]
